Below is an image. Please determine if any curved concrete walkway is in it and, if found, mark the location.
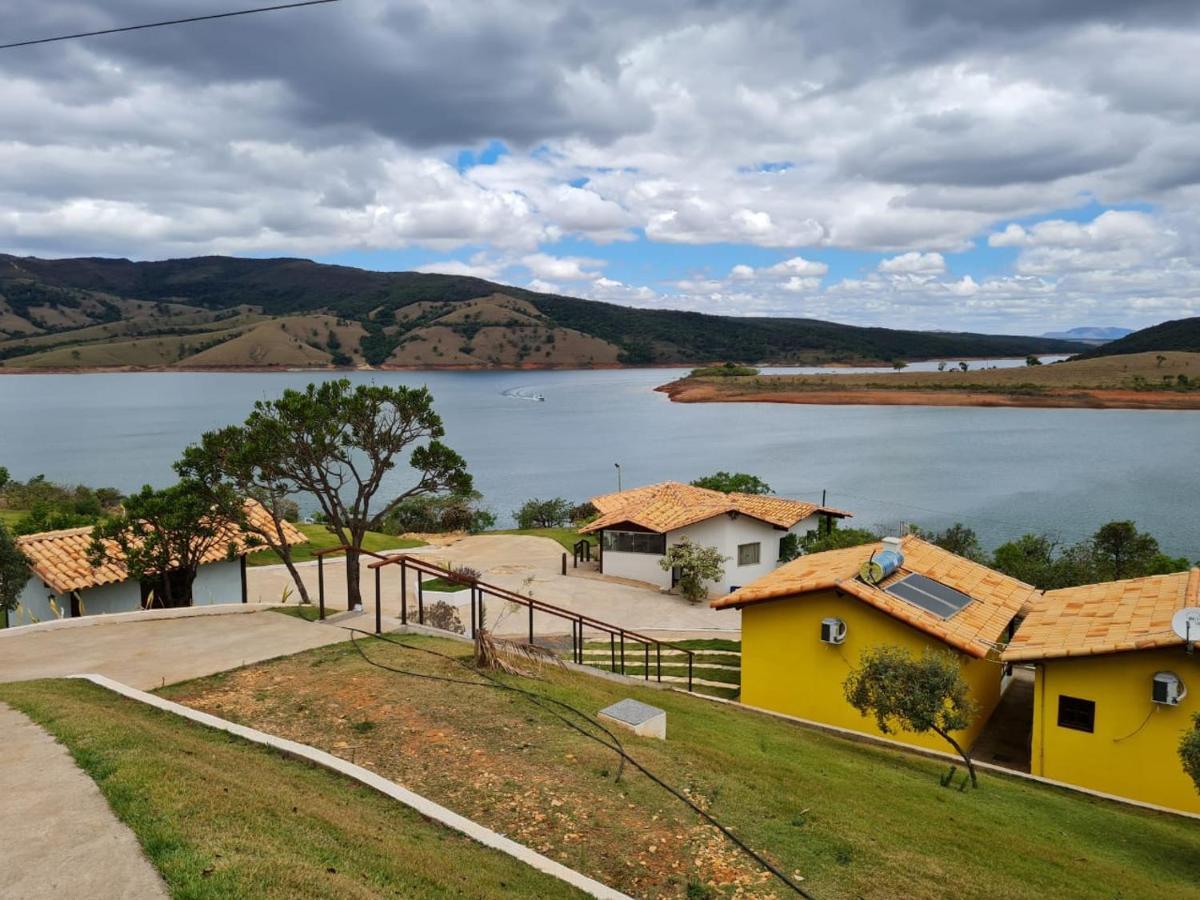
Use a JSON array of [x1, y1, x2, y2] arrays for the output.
[[0, 703, 168, 899]]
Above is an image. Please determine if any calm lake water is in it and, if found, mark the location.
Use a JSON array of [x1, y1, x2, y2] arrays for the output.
[[1, 362, 1195, 557]]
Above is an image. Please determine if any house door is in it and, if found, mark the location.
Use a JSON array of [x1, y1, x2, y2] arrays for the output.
[[671, 565, 682, 588], [141, 569, 192, 609]]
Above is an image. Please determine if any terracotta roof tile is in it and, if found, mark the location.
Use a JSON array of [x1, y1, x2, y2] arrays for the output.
[[1003, 569, 1200, 662], [17, 499, 307, 595], [582, 481, 849, 534], [711, 535, 1039, 658]]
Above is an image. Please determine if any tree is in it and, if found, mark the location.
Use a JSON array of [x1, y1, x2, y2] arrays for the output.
[[802, 526, 878, 554], [778, 532, 801, 563], [936, 361, 947, 372], [0, 523, 28, 629], [690, 471, 772, 495], [1089, 521, 1176, 582], [958, 361, 969, 372], [231, 380, 470, 609], [514, 497, 572, 529], [926, 523, 985, 562], [1182, 713, 1200, 796], [378, 491, 494, 535], [1025, 355, 1042, 366], [659, 537, 725, 602], [177, 425, 315, 605], [892, 359, 908, 371], [89, 482, 240, 608], [844, 645, 979, 787], [0, 466, 9, 489]]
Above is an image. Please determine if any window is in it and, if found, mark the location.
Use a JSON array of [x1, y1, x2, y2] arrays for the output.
[[602, 530, 666, 555], [737, 542, 761, 566], [1057, 695, 1095, 733]]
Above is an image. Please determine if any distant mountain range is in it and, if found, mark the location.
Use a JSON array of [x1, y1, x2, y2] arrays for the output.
[[0, 254, 1085, 370], [1075, 316, 1200, 359], [1041, 326, 1133, 343]]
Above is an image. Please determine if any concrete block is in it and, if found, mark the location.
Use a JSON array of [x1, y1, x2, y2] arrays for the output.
[[597, 698, 666, 740]]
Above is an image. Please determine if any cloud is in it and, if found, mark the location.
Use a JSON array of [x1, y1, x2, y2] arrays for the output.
[[878, 251, 946, 274]]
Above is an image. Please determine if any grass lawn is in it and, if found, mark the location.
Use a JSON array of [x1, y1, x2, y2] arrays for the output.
[[0, 508, 27, 528], [419, 576, 470, 593], [488, 527, 595, 553], [161, 635, 1200, 899], [0, 678, 583, 899], [269, 605, 323, 622], [247, 523, 424, 567]]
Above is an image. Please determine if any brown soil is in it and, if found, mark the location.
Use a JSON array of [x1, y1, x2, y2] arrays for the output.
[[165, 642, 775, 898]]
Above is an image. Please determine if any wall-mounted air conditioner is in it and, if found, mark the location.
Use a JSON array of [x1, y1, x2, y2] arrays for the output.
[[1152, 672, 1186, 706], [820, 617, 847, 645]]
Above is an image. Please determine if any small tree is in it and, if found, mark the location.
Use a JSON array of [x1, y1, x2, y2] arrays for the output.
[[892, 359, 908, 371], [1025, 355, 1042, 367], [1182, 713, 1200, 796], [925, 523, 985, 562], [778, 532, 802, 563], [659, 537, 725, 602], [690, 471, 772, 495], [89, 482, 240, 608], [514, 497, 572, 529], [802, 526, 879, 554], [936, 361, 947, 372], [1090, 521, 1167, 581], [0, 523, 28, 629], [844, 645, 979, 787], [958, 361, 969, 372]]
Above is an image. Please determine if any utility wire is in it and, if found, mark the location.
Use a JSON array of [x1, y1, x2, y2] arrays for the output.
[[0, 0, 340, 51], [344, 628, 815, 898]]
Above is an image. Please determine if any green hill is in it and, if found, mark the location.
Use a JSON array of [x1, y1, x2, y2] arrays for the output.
[[0, 253, 1085, 369], [1076, 316, 1200, 359]]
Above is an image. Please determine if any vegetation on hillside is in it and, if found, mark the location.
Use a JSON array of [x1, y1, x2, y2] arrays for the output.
[[690, 471, 772, 494], [1076, 315, 1200, 359], [0, 253, 1085, 369], [0, 468, 123, 534]]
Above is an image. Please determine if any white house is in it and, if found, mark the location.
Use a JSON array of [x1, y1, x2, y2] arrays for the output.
[[7, 501, 307, 628], [581, 482, 851, 598]]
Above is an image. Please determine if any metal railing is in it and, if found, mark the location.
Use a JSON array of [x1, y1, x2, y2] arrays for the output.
[[346, 552, 697, 692]]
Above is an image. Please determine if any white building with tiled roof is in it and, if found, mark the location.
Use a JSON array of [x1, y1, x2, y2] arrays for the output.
[[580, 481, 851, 598]]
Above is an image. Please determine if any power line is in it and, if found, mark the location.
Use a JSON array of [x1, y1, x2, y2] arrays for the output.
[[0, 0, 341, 51]]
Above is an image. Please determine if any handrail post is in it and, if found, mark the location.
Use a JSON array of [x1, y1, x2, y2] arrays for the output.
[[619, 630, 625, 675], [318, 554, 325, 621], [528, 600, 534, 646], [610, 633, 616, 672], [644, 642, 649, 681], [688, 651, 694, 692], [656, 643, 661, 682], [470, 585, 477, 638], [400, 558, 407, 625], [418, 576, 424, 625], [577, 617, 584, 664], [374, 566, 381, 635]]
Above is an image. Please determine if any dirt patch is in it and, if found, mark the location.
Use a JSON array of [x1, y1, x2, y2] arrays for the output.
[[166, 640, 778, 898]]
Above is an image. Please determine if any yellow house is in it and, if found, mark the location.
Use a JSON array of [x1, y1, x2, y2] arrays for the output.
[[1004, 569, 1200, 815], [712, 535, 1038, 754]]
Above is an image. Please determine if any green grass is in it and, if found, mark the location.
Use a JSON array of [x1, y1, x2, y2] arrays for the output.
[[160, 636, 1200, 899], [487, 527, 595, 553], [247, 523, 424, 567], [0, 508, 25, 528], [419, 577, 470, 593], [0, 678, 583, 899]]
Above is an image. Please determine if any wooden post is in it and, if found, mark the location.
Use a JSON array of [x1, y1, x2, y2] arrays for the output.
[[400, 558, 407, 625], [374, 566, 382, 635], [239, 555, 248, 604], [318, 555, 325, 621], [561, 552, 567, 576]]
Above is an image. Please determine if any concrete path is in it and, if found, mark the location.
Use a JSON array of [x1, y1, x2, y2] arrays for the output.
[[0, 610, 348, 690], [248, 535, 742, 639], [0, 703, 168, 899]]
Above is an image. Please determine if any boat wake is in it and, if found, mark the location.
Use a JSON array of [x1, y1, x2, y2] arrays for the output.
[[501, 386, 546, 402]]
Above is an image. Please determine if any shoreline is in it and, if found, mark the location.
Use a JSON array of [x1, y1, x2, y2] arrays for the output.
[[657, 380, 1200, 411]]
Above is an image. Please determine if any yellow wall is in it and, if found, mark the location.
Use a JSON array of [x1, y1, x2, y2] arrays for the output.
[[1031, 647, 1200, 814], [740, 590, 1004, 754]]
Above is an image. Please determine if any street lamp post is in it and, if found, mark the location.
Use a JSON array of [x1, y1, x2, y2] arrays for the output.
[[614, 462, 622, 492]]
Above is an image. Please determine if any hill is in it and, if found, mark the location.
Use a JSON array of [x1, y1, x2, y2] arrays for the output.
[[1076, 316, 1200, 359], [1041, 326, 1132, 343], [0, 254, 1084, 370]]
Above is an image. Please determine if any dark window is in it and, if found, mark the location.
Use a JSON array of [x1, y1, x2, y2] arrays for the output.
[[602, 530, 667, 555], [737, 542, 761, 566], [1057, 695, 1095, 733]]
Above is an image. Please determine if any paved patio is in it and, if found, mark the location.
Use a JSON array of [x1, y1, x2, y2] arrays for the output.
[[971, 667, 1035, 773], [247, 535, 741, 640]]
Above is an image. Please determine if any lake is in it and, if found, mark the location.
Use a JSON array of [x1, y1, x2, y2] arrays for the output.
[[0, 363, 1195, 557]]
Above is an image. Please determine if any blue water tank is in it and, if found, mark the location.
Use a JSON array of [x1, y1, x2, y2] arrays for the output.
[[859, 550, 903, 585]]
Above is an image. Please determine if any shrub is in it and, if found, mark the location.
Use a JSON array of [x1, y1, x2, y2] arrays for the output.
[[514, 497, 572, 529], [425, 600, 465, 635], [659, 537, 726, 602]]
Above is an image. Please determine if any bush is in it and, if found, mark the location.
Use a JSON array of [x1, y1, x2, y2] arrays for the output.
[[689, 363, 760, 377], [660, 537, 726, 602], [569, 501, 598, 526], [514, 497, 572, 529], [424, 600, 465, 635], [690, 471, 772, 495], [380, 493, 494, 534]]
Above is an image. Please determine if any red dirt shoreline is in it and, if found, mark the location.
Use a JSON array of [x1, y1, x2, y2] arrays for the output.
[[657, 380, 1200, 411]]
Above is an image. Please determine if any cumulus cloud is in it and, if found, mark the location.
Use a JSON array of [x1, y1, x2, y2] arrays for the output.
[[1, 1, 1200, 329]]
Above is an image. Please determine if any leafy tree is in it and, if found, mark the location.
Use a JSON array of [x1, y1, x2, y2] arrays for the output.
[[1182, 713, 1200, 796], [937, 361, 947, 372], [176, 425, 315, 605], [690, 471, 772, 495], [0, 523, 28, 629], [990, 533, 1095, 590], [892, 359, 908, 371], [230, 380, 470, 609], [958, 361, 969, 372], [1089, 521, 1179, 581], [89, 482, 241, 608], [844, 645, 979, 787], [0, 466, 9, 489], [778, 532, 801, 563], [514, 497, 572, 529], [924, 523, 985, 562], [569, 501, 598, 525], [659, 537, 725, 602], [1025, 355, 1042, 366], [802, 526, 879, 554], [378, 491, 494, 535]]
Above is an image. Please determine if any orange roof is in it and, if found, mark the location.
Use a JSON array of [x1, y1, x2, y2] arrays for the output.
[[1003, 569, 1200, 662], [582, 481, 849, 534], [17, 499, 307, 595], [711, 535, 1039, 658]]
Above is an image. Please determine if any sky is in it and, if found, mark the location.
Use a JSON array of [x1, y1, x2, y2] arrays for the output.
[[2, 2, 1200, 334]]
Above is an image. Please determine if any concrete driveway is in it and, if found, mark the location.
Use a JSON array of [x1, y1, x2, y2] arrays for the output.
[[0, 609, 348, 690], [248, 535, 741, 639]]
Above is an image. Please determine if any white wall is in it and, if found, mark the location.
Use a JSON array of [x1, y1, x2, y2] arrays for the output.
[[602, 512, 829, 598], [78, 580, 142, 616], [12, 577, 60, 626], [191, 559, 243, 606]]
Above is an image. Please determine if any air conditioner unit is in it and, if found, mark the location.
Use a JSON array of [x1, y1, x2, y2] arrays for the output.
[[820, 617, 847, 645], [1152, 672, 1186, 706]]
